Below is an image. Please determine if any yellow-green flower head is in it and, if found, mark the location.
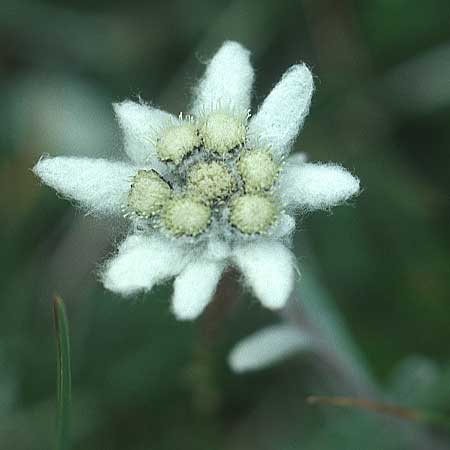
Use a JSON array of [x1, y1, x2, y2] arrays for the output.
[[163, 196, 211, 237], [128, 170, 172, 217], [230, 194, 278, 234], [238, 149, 279, 192], [187, 161, 236, 202], [156, 119, 200, 164], [33, 41, 360, 321], [200, 111, 247, 155]]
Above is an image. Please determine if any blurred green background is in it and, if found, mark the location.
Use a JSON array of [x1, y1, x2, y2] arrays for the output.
[[1, 0, 450, 448]]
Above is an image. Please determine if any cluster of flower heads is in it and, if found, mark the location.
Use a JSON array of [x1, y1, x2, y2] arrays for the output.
[[125, 108, 283, 239], [33, 41, 360, 320]]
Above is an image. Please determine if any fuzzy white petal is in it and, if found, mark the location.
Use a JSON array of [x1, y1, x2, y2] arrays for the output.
[[172, 259, 225, 320], [271, 213, 296, 239], [33, 156, 135, 215], [114, 100, 174, 169], [102, 234, 189, 296], [248, 64, 314, 159], [191, 41, 254, 115], [280, 161, 360, 211], [233, 241, 296, 309], [229, 324, 312, 373], [288, 151, 308, 165], [205, 239, 232, 261]]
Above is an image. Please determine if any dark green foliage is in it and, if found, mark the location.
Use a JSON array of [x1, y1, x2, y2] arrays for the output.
[[1, 0, 449, 448]]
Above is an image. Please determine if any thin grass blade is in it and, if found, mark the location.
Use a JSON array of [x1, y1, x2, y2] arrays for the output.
[[53, 295, 72, 450]]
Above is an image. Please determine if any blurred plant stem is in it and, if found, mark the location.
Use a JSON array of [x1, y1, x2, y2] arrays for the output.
[[307, 395, 450, 432], [53, 295, 72, 450], [200, 269, 241, 342], [284, 272, 378, 397]]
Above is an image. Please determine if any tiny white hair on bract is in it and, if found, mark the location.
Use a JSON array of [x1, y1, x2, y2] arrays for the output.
[[172, 260, 225, 320], [191, 41, 254, 115], [228, 324, 313, 373], [113, 100, 174, 173], [280, 162, 360, 211], [102, 234, 190, 296], [233, 240, 296, 310], [33, 156, 136, 216], [247, 64, 314, 160], [33, 40, 360, 322]]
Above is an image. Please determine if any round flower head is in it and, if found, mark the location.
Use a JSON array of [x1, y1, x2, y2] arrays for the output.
[[33, 41, 360, 320], [238, 149, 279, 192], [200, 110, 247, 155], [156, 118, 200, 164], [162, 196, 212, 237], [187, 161, 236, 202], [230, 194, 278, 234], [128, 170, 172, 218]]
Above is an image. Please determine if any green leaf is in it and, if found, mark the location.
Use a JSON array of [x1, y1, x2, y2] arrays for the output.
[[53, 295, 72, 450]]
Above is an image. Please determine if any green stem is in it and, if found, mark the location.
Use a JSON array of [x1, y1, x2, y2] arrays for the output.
[[53, 295, 72, 450]]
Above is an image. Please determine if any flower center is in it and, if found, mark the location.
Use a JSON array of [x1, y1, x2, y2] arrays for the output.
[[187, 161, 236, 202], [238, 149, 279, 192], [229, 194, 277, 234], [200, 111, 246, 155], [128, 170, 172, 217], [163, 196, 212, 236], [133, 110, 283, 238], [156, 122, 200, 164]]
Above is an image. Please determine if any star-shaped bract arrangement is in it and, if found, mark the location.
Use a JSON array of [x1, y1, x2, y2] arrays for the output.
[[34, 41, 359, 320]]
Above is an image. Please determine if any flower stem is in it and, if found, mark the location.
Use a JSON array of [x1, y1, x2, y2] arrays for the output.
[[307, 395, 450, 432]]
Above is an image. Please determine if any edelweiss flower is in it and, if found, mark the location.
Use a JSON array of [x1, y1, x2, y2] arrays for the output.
[[33, 41, 360, 320]]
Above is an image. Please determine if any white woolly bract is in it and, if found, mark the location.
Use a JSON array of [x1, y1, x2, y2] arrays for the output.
[[204, 239, 232, 261], [288, 151, 308, 165], [247, 64, 314, 159], [32, 41, 362, 321], [113, 100, 174, 169], [280, 161, 360, 211], [228, 324, 312, 373], [171, 259, 225, 320], [233, 241, 296, 309], [191, 41, 254, 115], [33, 156, 135, 215], [271, 213, 296, 239], [102, 234, 189, 296]]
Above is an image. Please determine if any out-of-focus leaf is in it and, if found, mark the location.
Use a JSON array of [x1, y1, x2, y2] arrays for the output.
[[228, 324, 314, 373]]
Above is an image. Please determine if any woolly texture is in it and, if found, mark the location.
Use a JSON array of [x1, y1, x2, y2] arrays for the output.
[[228, 324, 312, 372], [200, 112, 246, 154], [163, 196, 212, 236], [272, 213, 296, 239], [156, 121, 200, 164], [33, 41, 361, 321], [233, 241, 295, 309], [187, 161, 236, 202], [230, 194, 277, 234], [280, 162, 360, 210], [102, 235, 189, 296], [238, 149, 279, 192], [287, 152, 308, 165], [248, 64, 314, 159], [114, 101, 174, 167], [171, 260, 224, 320], [191, 41, 254, 115], [205, 239, 231, 261], [128, 170, 172, 217], [33, 156, 135, 215]]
